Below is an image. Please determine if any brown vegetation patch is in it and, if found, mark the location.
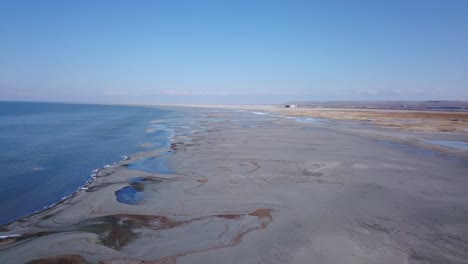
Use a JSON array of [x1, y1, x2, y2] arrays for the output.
[[216, 214, 242, 220], [196, 177, 208, 183], [26, 255, 90, 264], [249, 208, 273, 220], [16, 208, 274, 264], [77, 214, 185, 250], [95, 209, 273, 264], [276, 108, 468, 132]]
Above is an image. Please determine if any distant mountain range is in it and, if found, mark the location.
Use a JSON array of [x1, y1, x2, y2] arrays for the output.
[[284, 101, 468, 111]]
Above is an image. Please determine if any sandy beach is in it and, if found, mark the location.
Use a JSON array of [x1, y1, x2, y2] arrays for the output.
[[1, 107, 468, 264]]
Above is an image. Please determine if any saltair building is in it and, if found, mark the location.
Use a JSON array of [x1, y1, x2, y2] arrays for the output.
[[284, 104, 297, 108]]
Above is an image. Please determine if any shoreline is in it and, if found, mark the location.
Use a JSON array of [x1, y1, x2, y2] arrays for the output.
[[5, 103, 466, 228]]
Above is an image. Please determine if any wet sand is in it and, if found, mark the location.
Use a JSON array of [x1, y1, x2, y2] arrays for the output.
[[1, 108, 468, 264]]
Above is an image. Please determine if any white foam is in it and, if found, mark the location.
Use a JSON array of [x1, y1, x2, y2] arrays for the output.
[[251, 111, 269, 116], [0, 234, 21, 239], [146, 127, 157, 133]]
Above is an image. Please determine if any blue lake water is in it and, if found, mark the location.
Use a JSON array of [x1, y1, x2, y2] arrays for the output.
[[115, 186, 144, 205], [0, 102, 182, 224]]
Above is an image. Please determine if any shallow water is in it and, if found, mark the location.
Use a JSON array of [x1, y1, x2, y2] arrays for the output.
[[378, 141, 438, 157], [425, 140, 468, 151], [115, 186, 144, 205], [292, 116, 326, 124], [128, 177, 146, 184], [127, 155, 173, 174]]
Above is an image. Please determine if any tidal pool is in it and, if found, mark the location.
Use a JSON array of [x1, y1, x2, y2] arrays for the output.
[[115, 186, 144, 205]]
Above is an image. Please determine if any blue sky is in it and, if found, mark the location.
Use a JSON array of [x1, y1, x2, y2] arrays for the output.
[[1, 0, 467, 104]]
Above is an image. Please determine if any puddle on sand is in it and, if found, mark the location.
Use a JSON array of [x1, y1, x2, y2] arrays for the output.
[[115, 186, 144, 205], [292, 116, 325, 124], [115, 177, 165, 205], [128, 177, 146, 184], [424, 140, 468, 151], [378, 141, 438, 157]]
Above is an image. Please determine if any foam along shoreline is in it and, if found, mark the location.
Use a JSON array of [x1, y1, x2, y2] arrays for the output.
[[1, 108, 468, 264]]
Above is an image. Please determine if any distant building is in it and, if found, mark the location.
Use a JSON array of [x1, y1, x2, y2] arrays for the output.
[[285, 104, 297, 108]]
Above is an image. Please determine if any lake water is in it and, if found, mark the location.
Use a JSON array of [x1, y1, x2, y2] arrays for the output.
[[0, 102, 183, 224]]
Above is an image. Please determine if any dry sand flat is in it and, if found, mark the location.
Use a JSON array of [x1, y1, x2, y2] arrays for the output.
[[1, 108, 468, 264]]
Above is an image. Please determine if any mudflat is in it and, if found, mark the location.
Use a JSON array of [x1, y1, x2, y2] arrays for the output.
[[1, 108, 467, 264]]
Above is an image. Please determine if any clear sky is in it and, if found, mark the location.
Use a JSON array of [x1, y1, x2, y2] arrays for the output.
[[1, 0, 467, 104]]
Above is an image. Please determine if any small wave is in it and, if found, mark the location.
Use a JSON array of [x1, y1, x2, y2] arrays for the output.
[[148, 119, 162, 124], [146, 127, 157, 133], [251, 111, 269, 116]]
